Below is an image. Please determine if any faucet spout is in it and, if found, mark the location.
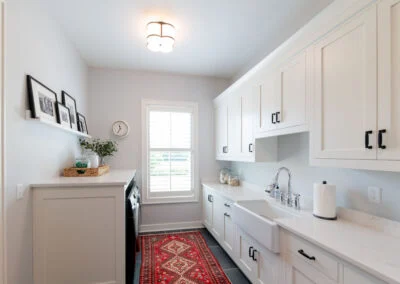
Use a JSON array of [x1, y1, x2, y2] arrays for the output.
[[268, 167, 293, 207]]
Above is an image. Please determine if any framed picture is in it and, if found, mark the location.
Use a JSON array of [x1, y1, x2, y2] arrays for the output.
[[77, 113, 88, 134], [56, 102, 72, 128], [27, 75, 58, 123], [61, 91, 78, 131]]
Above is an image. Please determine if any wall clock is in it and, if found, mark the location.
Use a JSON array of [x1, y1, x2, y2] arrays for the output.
[[112, 120, 130, 138]]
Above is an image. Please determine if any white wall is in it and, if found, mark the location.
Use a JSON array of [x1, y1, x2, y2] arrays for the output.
[[88, 68, 229, 228], [5, 1, 88, 283], [231, 133, 400, 222]]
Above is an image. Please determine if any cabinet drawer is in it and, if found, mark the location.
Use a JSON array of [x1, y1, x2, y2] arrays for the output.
[[285, 233, 339, 282]]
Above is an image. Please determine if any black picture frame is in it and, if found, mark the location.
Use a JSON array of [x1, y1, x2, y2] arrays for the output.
[[61, 91, 79, 131], [56, 102, 72, 128], [77, 112, 89, 134], [27, 75, 58, 123]]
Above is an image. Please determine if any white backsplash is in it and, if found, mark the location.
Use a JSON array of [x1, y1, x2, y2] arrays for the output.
[[230, 132, 400, 222]]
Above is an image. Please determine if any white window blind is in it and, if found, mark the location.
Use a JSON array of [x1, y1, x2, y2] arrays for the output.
[[142, 100, 198, 204]]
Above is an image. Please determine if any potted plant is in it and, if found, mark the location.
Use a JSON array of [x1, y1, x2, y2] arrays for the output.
[[79, 138, 118, 166]]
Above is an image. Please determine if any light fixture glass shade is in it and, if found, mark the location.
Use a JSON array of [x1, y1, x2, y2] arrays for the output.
[[146, 21, 175, 53]]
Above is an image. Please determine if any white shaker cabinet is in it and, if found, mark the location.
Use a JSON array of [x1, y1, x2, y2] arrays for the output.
[[343, 266, 386, 284], [32, 171, 135, 284], [215, 102, 228, 159], [256, 51, 309, 138], [377, 0, 400, 161], [311, 4, 377, 160]]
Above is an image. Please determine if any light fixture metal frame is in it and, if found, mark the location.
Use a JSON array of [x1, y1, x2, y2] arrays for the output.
[[146, 21, 175, 52]]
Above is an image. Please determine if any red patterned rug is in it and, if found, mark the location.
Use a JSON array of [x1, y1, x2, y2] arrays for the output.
[[140, 231, 231, 284]]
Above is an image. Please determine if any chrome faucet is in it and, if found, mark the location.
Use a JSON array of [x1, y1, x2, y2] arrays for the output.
[[266, 167, 294, 207]]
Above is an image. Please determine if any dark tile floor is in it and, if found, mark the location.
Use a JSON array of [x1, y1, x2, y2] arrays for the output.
[[134, 228, 251, 284]]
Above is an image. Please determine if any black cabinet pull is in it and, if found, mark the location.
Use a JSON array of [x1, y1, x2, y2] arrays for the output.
[[208, 195, 213, 203], [365, 130, 373, 149], [298, 249, 316, 261], [252, 249, 258, 261], [248, 246, 254, 257], [224, 212, 230, 217], [271, 113, 276, 124], [249, 143, 253, 153], [222, 146, 229, 153], [378, 129, 387, 149], [276, 112, 281, 123], [224, 203, 231, 208]]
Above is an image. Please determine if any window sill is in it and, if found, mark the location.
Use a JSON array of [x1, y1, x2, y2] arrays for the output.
[[141, 196, 199, 205]]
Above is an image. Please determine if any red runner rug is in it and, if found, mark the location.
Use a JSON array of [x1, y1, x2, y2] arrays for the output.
[[140, 231, 231, 284]]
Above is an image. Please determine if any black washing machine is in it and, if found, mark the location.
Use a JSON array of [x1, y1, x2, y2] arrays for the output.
[[126, 178, 140, 284]]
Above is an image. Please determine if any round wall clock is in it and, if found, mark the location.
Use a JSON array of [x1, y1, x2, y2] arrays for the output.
[[112, 120, 130, 138]]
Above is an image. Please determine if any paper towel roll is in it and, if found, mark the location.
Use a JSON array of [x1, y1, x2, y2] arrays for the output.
[[313, 181, 337, 220]]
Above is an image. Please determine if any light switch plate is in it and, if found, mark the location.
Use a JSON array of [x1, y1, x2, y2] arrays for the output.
[[16, 184, 24, 200], [368, 186, 382, 204]]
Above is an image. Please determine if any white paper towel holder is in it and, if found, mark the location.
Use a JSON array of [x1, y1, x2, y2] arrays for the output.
[[313, 180, 338, 221]]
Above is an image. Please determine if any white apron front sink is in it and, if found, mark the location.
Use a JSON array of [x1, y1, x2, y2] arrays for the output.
[[232, 199, 298, 253]]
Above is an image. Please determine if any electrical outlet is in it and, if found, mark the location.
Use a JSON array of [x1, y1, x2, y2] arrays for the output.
[[368, 186, 382, 204], [16, 184, 24, 200]]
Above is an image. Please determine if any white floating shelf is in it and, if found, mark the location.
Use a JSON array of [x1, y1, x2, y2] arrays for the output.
[[25, 110, 91, 139]]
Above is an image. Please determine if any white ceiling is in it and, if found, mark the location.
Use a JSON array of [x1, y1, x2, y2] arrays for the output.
[[38, 0, 333, 78]]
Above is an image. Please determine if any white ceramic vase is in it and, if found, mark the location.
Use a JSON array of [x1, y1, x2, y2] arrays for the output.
[[88, 153, 100, 168]]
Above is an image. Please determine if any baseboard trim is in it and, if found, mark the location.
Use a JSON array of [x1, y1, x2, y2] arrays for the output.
[[139, 221, 204, 233]]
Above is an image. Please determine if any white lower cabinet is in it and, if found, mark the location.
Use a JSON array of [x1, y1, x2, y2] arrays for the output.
[[202, 187, 389, 284], [236, 227, 280, 284]]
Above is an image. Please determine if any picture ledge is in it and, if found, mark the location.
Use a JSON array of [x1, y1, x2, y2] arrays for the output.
[[25, 110, 91, 138]]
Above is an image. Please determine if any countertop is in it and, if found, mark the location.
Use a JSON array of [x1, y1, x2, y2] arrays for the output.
[[276, 212, 400, 284], [31, 169, 136, 188], [202, 182, 266, 201], [203, 181, 400, 284]]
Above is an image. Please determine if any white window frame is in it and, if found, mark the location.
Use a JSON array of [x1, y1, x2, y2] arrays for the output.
[[141, 99, 199, 204]]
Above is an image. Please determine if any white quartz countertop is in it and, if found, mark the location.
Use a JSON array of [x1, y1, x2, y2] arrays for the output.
[[31, 169, 136, 188], [203, 181, 400, 284], [202, 182, 266, 201], [276, 213, 400, 284]]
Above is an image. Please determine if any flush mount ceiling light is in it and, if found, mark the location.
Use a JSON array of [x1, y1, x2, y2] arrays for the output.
[[146, 21, 176, 53]]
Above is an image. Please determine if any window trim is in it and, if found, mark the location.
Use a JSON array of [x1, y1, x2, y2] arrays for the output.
[[141, 99, 199, 204]]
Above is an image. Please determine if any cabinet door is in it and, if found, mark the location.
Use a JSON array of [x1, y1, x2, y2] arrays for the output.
[[211, 194, 224, 240], [241, 85, 256, 157], [227, 94, 242, 157], [343, 266, 385, 284], [236, 228, 258, 280], [286, 254, 336, 284], [222, 208, 235, 255], [277, 51, 307, 130], [312, 5, 377, 160], [254, 249, 279, 284], [202, 189, 213, 229], [378, 0, 400, 160], [258, 73, 280, 133], [215, 103, 228, 158]]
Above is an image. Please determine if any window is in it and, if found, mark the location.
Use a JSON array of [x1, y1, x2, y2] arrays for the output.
[[142, 100, 198, 204]]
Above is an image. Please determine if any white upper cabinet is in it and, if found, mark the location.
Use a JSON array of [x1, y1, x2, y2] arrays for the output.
[[227, 94, 242, 157], [215, 102, 228, 159], [377, 0, 400, 161], [240, 84, 257, 158], [256, 51, 309, 138], [277, 51, 308, 131], [311, 4, 378, 160]]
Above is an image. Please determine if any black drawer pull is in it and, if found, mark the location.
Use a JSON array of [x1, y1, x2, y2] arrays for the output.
[[271, 113, 276, 124], [378, 129, 387, 149], [365, 130, 373, 149], [252, 249, 258, 261], [298, 249, 316, 261], [224, 212, 230, 217], [248, 246, 254, 257], [224, 203, 231, 208], [276, 112, 281, 123]]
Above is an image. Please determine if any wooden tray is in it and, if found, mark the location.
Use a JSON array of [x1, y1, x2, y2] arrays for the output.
[[63, 165, 110, 177]]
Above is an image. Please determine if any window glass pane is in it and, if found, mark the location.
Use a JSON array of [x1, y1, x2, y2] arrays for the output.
[[149, 151, 170, 192], [171, 112, 191, 148], [149, 111, 170, 148], [171, 151, 192, 191]]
